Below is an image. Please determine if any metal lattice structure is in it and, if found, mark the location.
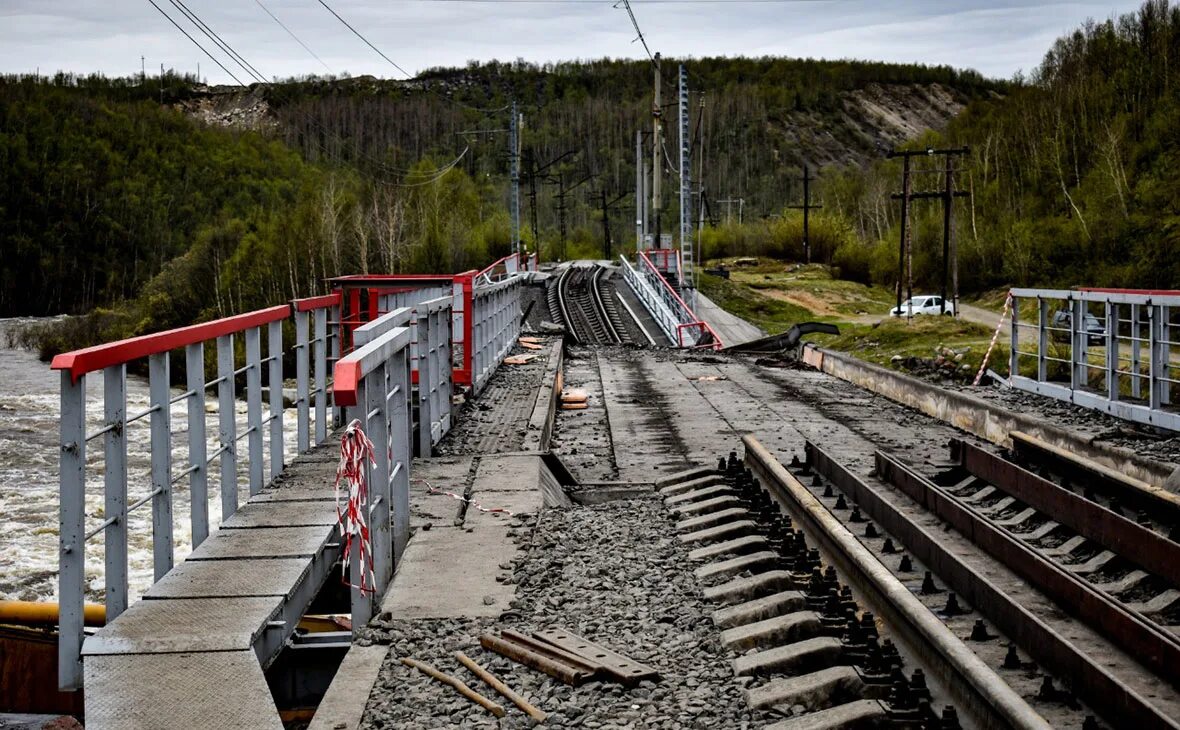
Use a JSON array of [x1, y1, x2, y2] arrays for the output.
[[1009, 287, 1180, 432], [678, 64, 694, 309]]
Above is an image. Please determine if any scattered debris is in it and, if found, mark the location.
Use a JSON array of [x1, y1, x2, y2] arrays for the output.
[[479, 631, 595, 686], [400, 657, 506, 717], [454, 650, 547, 723], [504, 352, 542, 365], [533, 627, 660, 686]]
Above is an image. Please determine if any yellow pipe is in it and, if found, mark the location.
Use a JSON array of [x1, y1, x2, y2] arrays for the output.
[[0, 600, 105, 628]]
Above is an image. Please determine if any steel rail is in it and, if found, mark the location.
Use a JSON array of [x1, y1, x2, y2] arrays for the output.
[[590, 265, 623, 344], [873, 448, 1180, 692], [741, 435, 1050, 730], [1006, 430, 1180, 521], [803, 439, 1180, 730], [555, 267, 581, 345], [950, 437, 1180, 585]]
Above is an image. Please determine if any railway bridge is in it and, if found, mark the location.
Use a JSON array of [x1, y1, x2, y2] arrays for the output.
[[18, 251, 1180, 730]]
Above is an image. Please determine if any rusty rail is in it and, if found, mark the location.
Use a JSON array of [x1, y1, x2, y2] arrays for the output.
[[806, 440, 1180, 729]]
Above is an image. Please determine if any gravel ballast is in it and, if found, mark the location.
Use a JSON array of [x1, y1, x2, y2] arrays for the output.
[[359, 496, 754, 729]]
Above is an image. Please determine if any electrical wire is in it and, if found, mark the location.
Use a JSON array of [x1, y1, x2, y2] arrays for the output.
[[255, 0, 334, 74], [615, 0, 656, 67], [314, 0, 514, 114], [315, 0, 415, 78], [392, 146, 471, 187], [144, 0, 246, 86], [145, 0, 466, 182], [167, 0, 268, 84]]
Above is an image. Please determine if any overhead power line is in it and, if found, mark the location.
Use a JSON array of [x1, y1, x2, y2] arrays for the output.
[[254, 0, 334, 74], [615, 0, 656, 66], [144, 0, 245, 86], [316, 0, 414, 78], [167, 0, 267, 84]]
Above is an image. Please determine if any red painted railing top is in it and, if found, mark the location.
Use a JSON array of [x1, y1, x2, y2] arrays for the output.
[[478, 252, 517, 279], [292, 291, 342, 313], [51, 304, 291, 382]]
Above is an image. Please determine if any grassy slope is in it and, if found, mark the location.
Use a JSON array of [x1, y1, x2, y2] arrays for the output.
[[701, 258, 1005, 375]]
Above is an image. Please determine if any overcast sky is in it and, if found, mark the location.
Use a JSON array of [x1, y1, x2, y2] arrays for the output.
[[0, 1, 1147, 84]]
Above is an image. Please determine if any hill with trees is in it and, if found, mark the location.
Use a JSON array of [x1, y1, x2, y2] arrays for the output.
[[818, 0, 1180, 293], [0, 55, 991, 332]]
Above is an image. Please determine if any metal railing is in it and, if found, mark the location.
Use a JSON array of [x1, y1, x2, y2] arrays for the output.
[[1009, 287, 1180, 432], [292, 293, 344, 452], [412, 296, 454, 456], [50, 300, 340, 690], [332, 321, 413, 628], [471, 276, 524, 394], [620, 253, 720, 348]]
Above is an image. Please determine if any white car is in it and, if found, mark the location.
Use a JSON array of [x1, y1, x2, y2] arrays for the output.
[[890, 295, 955, 317]]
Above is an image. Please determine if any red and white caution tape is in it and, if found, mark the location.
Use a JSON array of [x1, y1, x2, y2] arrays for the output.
[[412, 478, 516, 516], [335, 419, 376, 594], [973, 293, 1013, 386]]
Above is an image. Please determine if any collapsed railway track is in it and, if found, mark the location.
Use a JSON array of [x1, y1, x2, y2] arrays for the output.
[[780, 433, 1180, 729], [552, 265, 632, 345]]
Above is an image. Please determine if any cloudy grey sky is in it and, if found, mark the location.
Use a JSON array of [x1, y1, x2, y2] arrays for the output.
[[0, 1, 1147, 84]]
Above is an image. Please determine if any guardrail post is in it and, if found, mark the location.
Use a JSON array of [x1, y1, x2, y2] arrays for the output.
[[366, 361, 392, 595], [217, 334, 238, 519], [417, 312, 433, 458], [1106, 301, 1119, 402], [1162, 305, 1172, 406], [148, 352, 173, 581], [1150, 303, 1164, 410], [295, 310, 310, 452], [332, 299, 343, 427], [104, 365, 129, 618], [314, 307, 328, 444], [185, 344, 209, 548], [1009, 294, 1019, 379], [1071, 298, 1086, 390], [245, 327, 264, 496], [1036, 297, 1047, 381], [58, 371, 85, 691], [268, 321, 284, 479], [1131, 303, 1142, 399], [350, 376, 372, 629], [392, 347, 412, 562]]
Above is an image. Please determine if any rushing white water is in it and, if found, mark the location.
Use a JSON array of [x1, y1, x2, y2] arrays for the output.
[[0, 319, 301, 604]]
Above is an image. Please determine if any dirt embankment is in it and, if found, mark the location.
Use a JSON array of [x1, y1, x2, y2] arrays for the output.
[[779, 82, 968, 168]]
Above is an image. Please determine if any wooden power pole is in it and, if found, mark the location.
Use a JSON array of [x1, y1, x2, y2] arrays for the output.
[[888, 147, 970, 317], [787, 164, 822, 264]]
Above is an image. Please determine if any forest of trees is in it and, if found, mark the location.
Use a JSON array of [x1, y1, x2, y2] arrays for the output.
[[0, 54, 990, 329], [816, 0, 1180, 293]]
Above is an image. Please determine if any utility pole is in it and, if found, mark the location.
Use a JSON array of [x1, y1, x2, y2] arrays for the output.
[[718, 198, 744, 224], [888, 147, 970, 317], [678, 64, 694, 305], [599, 189, 628, 260], [786, 165, 822, 264], [549, 171, 592, 261], [141, 56, 146, 85], [651, 52, 663, 248], [641, 158, 650, 246], [635, 129, 644, 251], [509, 101, 521, 255]]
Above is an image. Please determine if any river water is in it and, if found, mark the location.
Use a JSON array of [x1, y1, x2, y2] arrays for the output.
[[0, 319, 301, 604]]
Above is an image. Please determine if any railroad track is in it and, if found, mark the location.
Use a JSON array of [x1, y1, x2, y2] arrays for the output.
[[791, 434, 1180, 729], [658, 447, 1055, 730], [552, 265, 631, 346]]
